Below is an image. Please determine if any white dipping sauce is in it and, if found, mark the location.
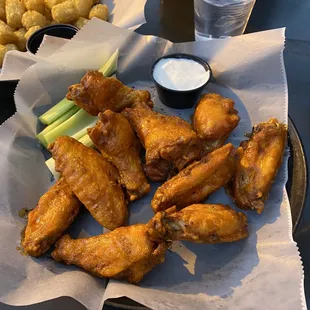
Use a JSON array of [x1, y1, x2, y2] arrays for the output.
[[153, 58, 210, 91]]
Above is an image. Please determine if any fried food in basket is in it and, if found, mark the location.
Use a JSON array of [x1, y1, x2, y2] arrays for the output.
[[52, 224, 169, 283], [24, 25, 41, 39], [22, 177, 81, 257], [24, 0, 45, 14], [21, 10, 49, 30], [232, 118, 287, 214], [0, 0, 5, 21], [14, 28, 27, 51], [74, 0, 92, 18], [193, 93, 240, 152], [5, 0, 26, 28], [88, 110, 150, 201], [151, 143, 240, 213], [67, 71, 153, 116], [0, 20, 19, 46], [147, 204, 248, 243], [89, 4, 108, 20], [73, 16, 88, 29], [52, 0, 79, 23], [123, 102, 202, 182], [49, 136, 127, 230], [0, 0, 110, 67]]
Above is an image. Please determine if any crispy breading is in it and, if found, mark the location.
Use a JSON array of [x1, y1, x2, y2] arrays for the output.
[[49, 136, 128, 230], [22, 177, 81, 257], [232, 118, 287, 213], [52, 224, 168, 283]]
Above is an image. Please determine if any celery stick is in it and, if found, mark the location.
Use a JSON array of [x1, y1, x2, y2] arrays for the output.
[[45, 133, 94, 178], [78, 134, 94, 148], [46, 157, 60, 179], [39, 49, 119, 125], [71, 119, 97, 141], [39, 98, 75, 125], [37, 106, 80, 147], [98, 48, 119, 76], [43, 109, 97, 146]]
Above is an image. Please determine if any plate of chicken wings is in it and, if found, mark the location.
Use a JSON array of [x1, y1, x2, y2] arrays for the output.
[[21, 55, 287, 287]]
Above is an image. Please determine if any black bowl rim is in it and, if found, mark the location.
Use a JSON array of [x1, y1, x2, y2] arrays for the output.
[[26, 24, 79, 53], [151, 53, 212, 93]]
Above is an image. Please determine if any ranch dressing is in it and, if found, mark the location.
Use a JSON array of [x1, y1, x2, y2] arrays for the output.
[[153, 58, 210, 91]]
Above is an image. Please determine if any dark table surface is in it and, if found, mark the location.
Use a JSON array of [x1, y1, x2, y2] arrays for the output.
[[1, 0, 310, 309]]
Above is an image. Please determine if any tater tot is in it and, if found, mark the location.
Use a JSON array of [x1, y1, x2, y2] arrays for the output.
[[0, 44, 6, 66], [22, 11, 49, 30], [0, 30, 17, 45], [73, 16, 88, 29], [6, 0, 26, 28], [0, 0, 5, 21], [24, 25, 41, 40], [0, 20, 13, 33], [5, 43, 18, 51], [14, 28, 26, 51], [52, 0, 79, 23], [43, 0, 65, 10], [15, 27, 26, 36], [24, 0, 45, 14], [44, 6, 52, 20], [89, 4, 108, 21], [74, 0, 92, 18]]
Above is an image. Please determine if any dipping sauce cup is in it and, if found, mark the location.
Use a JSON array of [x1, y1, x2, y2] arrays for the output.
[[26, 24, 79, 55], [151, 53, 212, 109]]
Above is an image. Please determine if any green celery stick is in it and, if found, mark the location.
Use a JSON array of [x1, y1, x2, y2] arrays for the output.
[[98, 48, 119, 76], [37, 105, 80, 147], [43, 109, 97, 146], [39, 98, 75, 125], [78, 133, 94, 148], [45, 157, 60, 179], [71, 119, 97, 141], [38, 49, 119, 125]]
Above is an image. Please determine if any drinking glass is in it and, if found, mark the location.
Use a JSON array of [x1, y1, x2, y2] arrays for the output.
[[194, 0, 256, 40]]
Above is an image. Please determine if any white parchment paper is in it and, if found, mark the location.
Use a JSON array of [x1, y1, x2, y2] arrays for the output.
[[0, 0, 147, 80], [0, 19, 305, 310]]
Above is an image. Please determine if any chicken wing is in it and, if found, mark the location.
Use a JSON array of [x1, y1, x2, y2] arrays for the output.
[[52, 224, 169, 283], [151, 143, 240, 213], [147, 204, 248, 243], [49, 136, 127, 230], [193, 93, 240, 152], [123, 102, 202, 181], [232, 118, 287, 214], [88, 110, 150, 201], [66, 71, 153, 116], [22, 177, 81, 257]]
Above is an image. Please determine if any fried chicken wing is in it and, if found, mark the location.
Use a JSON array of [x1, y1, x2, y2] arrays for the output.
[[22, 177, 81, 257], [193, 93, 240, 152], [232, 118, 287, 214], [123, 102, 202, 181], [147, 204, 248, 243], [66, 71, 153, 116], [88, 110, 150, 201], [151, 143, 240, 213], [52, 224, 169, 283], [49, 136, 127, 230]]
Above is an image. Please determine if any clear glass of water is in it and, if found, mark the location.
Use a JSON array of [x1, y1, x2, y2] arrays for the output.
[[194, 0, 256, 40]]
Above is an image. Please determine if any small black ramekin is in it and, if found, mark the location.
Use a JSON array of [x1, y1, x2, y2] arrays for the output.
[[151, 53, 212, 109], [26, 24, 79, 54]]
